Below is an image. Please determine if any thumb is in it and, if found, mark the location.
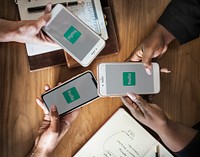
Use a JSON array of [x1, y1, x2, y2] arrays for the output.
[[142, 48, 153, 75], [36, 13, 51, 30], [44, 3, 52, 14], [50, 105, 60, 132]]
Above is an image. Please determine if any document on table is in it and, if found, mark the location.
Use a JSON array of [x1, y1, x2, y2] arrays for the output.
[[74, 108, 174, 157], [16, 0, 108, 56]]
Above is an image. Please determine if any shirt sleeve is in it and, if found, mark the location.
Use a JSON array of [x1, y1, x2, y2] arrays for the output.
[[174, 131, 200, 157], [158, 0, 200, 44]]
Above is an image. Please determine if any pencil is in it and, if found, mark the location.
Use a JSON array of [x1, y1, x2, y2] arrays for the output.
[[155, 145, 159, 157], [27, 1, 83, 13]]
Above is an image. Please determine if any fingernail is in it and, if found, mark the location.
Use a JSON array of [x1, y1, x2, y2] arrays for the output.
[[145, 68, 152, 75], [127, 92, 137, 101], [73, 110, 80, 118], [46, 3, 52, 12], [44, 85, 49, 91], [160, 68, 171, 73], [36, 98, 40, 103], [51, 105, 57, 112]]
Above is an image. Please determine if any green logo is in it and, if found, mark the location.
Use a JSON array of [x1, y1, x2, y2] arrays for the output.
[[63, 87, 80, 104], [64, 26, 81, 44], [123, 72, 136, 86]]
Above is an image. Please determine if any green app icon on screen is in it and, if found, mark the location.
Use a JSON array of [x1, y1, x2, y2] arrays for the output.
[[63, 87, 80, 104], [64, 26, 81, 44], [123, 72, 136, 86]]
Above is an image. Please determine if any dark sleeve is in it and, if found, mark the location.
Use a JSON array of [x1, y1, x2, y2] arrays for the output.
[[158, 0, 200, 44], [174, 131, 200, 157]]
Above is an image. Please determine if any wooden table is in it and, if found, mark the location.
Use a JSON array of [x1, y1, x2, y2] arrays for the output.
[[1, 0, 200, 156]]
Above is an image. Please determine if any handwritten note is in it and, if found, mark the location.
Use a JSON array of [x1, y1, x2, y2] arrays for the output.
[[74, 108, 174, 157]]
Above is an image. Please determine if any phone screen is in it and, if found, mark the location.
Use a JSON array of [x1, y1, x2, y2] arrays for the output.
[[42, 72, 98, 115], [100, 63, 159, 95], [44, 8, 100, 61]]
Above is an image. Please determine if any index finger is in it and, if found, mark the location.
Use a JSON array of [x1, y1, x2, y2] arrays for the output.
[[141, 47, 154, 73], [121, 96, 138, 111], [44, 3, 52, 14], [36, 13, 51, 30], [36, 98, 49, 115], [127, 92, 148, 113], [50, 105, 60, 133], [127, 47, 143, 62]]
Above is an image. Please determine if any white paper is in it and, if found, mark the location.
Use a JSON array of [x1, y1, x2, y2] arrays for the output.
[[17, 0, 108, 56], [74, 108, 174, 157], [18, 0, 63, 56]]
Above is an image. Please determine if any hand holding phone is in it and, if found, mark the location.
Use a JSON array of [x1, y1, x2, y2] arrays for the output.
[[97, 62, 160, 96], [42, 71, 99, 116], [43, 4, 105, 67]]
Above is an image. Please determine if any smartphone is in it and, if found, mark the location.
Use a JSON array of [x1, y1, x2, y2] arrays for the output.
[[97, 62, 160, 96], [42, 71, 99, 116], [43, 4, 105, 67]]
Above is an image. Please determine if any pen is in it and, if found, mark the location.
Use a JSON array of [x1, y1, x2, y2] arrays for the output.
[[27, 1, 83, 13], [155, 145, 159, 157]]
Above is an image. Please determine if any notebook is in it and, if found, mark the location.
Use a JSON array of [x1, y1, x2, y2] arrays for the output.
[[74, 108, 174, 157], [15, 0, 108, 71]]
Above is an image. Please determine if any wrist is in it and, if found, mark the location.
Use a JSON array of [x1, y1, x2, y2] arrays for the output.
[[4, 20, 30, 43], [0, 19, 20, 42], [28, 146, 51, 157], [156, 24, 175, 45], [153, 118, 174, 136], [155, 119, 198, 152], [11, 21, 26, 43]]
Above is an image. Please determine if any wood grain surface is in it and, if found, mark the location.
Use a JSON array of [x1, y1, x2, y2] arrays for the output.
[[1, 0, 200, 157]]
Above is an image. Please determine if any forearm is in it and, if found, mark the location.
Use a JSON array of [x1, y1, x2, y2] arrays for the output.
[[0, 19, 19, 42], [158, 0, 200, 44], [157, 120, 198, 152]]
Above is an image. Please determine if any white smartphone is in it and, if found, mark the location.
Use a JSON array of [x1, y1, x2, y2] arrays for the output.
[[43, 4, 105, 67], [97, 62, 160, 96], [42, 71, 99, 116]]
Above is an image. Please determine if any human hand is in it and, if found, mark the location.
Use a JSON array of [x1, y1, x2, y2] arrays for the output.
[[122, 92, 199, 152], [121, 92, 169, 133], [28, 84, 80, 157], [16, 3, 54, 45], [13, 3, 56, 46], [127, 24, 175, 75]]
